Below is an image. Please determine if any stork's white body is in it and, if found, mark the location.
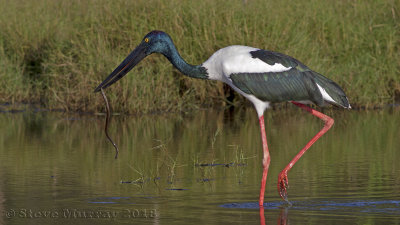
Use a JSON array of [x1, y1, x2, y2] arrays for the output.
[[201, 45, 341, 116]]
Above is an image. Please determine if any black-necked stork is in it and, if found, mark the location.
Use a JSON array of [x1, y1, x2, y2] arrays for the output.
[[94, 30, 350, 207]]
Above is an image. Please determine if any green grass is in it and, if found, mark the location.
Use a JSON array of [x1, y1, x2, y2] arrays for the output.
[[0, 0, 399, 113]]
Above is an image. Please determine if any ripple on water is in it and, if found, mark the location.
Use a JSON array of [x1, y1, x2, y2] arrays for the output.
[[220, 199, 400, 215], [88, 196, 156, 204]]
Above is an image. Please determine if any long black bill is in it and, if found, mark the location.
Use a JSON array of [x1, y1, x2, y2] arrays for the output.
[[94, 44, 147, 92]]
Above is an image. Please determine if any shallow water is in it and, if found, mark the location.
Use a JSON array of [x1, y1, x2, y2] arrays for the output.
[[0, 107, 399, 224]]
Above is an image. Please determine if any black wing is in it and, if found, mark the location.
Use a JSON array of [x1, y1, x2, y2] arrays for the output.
[[230, 68, 324, 105], [229, 49, 350, 108]]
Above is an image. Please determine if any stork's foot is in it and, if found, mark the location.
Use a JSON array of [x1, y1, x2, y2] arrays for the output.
[[278, 171, 290, 203]]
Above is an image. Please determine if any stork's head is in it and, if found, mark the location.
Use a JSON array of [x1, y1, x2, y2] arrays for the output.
[[94, 30, 174, 92], [142, 30, 175, 55]]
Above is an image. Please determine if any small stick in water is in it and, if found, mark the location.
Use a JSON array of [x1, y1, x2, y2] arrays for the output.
[[100, 88, 119, 159]]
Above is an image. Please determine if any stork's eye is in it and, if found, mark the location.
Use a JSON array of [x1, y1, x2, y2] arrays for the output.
[[144, 38, 149, 43]]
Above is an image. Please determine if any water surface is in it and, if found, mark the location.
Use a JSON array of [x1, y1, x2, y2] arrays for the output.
[[0, 107, 399, 224]]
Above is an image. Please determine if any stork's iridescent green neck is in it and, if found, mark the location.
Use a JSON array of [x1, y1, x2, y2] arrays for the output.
[[93, 31, 208, 92], [155, 32, 208, 80]]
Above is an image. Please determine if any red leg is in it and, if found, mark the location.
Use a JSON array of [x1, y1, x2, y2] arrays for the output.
[[278, 101, 334, 202], [259, 207, 266, 225], [259, 115, 271, 207], [278, 208, 289, 225]]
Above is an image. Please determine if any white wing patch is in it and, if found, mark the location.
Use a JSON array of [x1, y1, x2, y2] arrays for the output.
[[222, 53, 291, 75], [202, 45, 291, 81], [316, 84, 336, 103]]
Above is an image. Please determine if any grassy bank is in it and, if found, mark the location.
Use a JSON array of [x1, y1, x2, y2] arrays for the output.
[[0, 0, 399, 113]]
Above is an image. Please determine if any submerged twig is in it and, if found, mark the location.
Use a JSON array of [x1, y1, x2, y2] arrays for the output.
[[100, 88, 119, 159]]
